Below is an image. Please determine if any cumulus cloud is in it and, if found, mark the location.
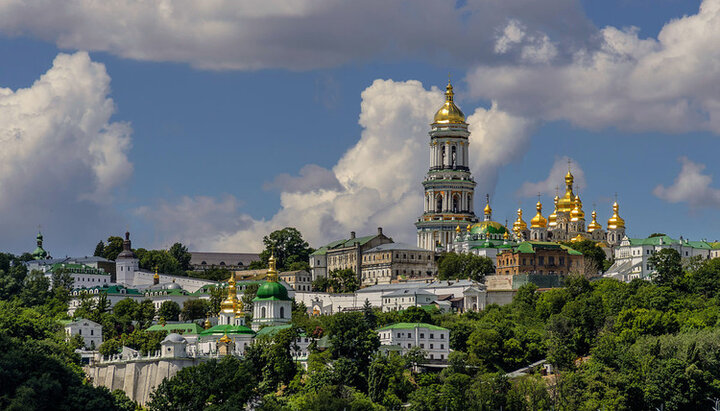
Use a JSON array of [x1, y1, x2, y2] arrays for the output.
[[495, 19, 558, 64], [0, 52, 132, 254], [653, 157, 720, 207], [263, 164, 342, 193], [0, 0, 593, 70], [467, 0, 720, 134], [139, 80, 533, 251], [516, 156, 586, 198]]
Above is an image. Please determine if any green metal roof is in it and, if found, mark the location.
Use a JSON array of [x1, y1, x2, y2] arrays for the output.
[[199, 324, 255, 336], [146, 323, 204, 334], [377, 322, 448, 332], [73, 284, 141, 295], [254, 281, 291, 301], [627, 236, 712, 249], [310, 246, 329, 256], [255, 324, 292, 337]]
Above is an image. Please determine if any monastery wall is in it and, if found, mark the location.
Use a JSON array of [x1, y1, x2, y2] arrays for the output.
[[85, 357, 203, 404]]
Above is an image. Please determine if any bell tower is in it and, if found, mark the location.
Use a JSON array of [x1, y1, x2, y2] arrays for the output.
[[416, 80, 478, 251]]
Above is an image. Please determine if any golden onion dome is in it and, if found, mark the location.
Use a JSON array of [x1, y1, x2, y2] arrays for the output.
[[607, 201, 626, 229], [220, 274, 238, 314], [503, 231, 509, 240], [557, 171, 576, 213], [570, 234, 589, 242], [587, 210, 602, 232], [530, 201, 547, 228], [203, 316, 211, 330], [218, 332, 232, 344], [455, 224, 461, 234], [570, 195, 585, 222], [484, 202, 492, 215], [512, 208, 527, 233], [548, 196, 559, 228], [433, 80, 466, 124], [466, 224, 471, 233]]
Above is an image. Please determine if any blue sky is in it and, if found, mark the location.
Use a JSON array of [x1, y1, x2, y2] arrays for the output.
[[0, 0, 718, 256]]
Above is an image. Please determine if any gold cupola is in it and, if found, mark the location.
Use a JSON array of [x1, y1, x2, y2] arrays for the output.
[[220, 273, 238, 314], [512, 208, 528, 234], [455, 224, 461, 234], [607, 201, 626, 229], [570, 195, 585, 222], [557, 170, 577, 213], [266, 253, 279, 282], [530, 201, 547, 228], [588, 210, 602, 232], [548, 195, 559, 228], [433, 80, 466, 124]]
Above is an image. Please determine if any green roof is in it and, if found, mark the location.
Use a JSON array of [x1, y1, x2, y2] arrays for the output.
[[255, 324, 292, 337], [73, 284, 141, 295], [146, 323, 204, 334], [377, 322, 448, 332], [507, 241, 583, 256], [315, 234, 379, 252], [310, 246, 329, 256], [199, 324, 255, 336], [627, 236, 712, 249], [254, 281, 291, 301]]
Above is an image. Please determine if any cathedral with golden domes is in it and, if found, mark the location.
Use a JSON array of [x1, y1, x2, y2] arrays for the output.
[[417, 80, 628, 255]]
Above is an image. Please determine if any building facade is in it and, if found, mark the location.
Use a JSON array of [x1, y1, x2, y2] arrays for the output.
[[416, 81, 478, 251], [377, 323, 450, 360], [63, 318, 103, 349], [252, 255, 292, 331], [381, 288, 437, 312], [279, 270, 312, 292], [360, 243, 437, 286], [310, 228, 393, 282], [495, 242, 585, 276], [604, 235, 713, 281]]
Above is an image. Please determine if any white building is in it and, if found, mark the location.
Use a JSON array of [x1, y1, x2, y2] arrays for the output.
[[381, 288, 437, 312], [279, 270, 312, 292], [360, 243, 437, 286], [604, 235, 712, 281], [63, 318, 103, 349], [377, 323, 450, 360], [68, 284, 144, 316]]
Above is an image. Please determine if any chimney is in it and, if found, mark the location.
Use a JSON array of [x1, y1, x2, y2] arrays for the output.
[[377, 227, 383, 236], [350, 231, 356, 239]]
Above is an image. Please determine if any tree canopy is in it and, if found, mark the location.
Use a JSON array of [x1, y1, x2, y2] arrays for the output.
[[438, 252, 495, 282], [257, 227, 314, 271]]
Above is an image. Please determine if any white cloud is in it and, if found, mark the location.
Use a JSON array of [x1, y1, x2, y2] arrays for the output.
[[495, 19, 558, 64], [516, 156, 586, 198], [263, 164, 342, 193], [653, 157, 720, 207], [467, 0, 720, 134], [0, 0, 594, 70], [139, 80, 533, 251], [0, 52, 132, 254], [495, 19, 526, 54]]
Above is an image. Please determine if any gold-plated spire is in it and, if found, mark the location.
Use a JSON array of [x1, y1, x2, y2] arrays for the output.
[[570, 195, 585, 222], [557, 167, 576, 213], [483, 194, 492, 216], [432, 79, 466, 124], [203, 314, 211, 330], [220, 273, 238, 314], [588, 210, 602, 232], [607, 201, 626, 229], [219, 331, 232, 344], [455, 224, 461, 234], [530, 201, 547, 228], [512, 208, 527, 234], [466, 224, 471, 233], [548, 195, 559, 228], [267, 252, 279, 282]]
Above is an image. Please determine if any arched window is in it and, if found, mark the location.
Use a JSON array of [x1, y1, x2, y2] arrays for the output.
[[261, 307, 266, 318], [451, 146, 457, 168], [436, 195, 443, 212], [441, 145, 446, 166], [452, 195, 459, 213], [280, 306, 285, 318], [467, 194, 472, 212]]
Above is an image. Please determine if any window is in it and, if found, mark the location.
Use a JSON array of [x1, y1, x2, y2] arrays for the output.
[[440, 344, 444, 349], [549, 256, 554, 265], [79, 329, 82, 335], [420, 333, 424, 338], [90, 329, 94, 335], [397, 333, 401, 338], [280, 307, 285, 318], [559, 257, 565, 265], [430, 333, 434, 339], [420, 344, 424, 348], [261, 307, 266, 318], [440, 334, 445, 339], [538, 256, 545, 265], [430, 344, 434, 349]]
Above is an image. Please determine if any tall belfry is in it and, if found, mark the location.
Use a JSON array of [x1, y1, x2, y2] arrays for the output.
[[416, 80, 478, 251]]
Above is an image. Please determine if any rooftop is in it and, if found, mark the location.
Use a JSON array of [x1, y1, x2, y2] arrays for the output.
[[377, 322, 449, 331], [190, 252, 260, 267]]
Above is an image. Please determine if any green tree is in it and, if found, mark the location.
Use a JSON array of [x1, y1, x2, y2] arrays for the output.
[[181, 299, 210, 321], [438, 252, 495, 282], [328, 268, 358, 293], [0, 261, 28, 300], [258, 227, 314, 271], [368, 352, 412, 407], [326, 312, 380, 391], [20, 270, 50, 306], [103, 236, 125, 260], [242, 283, 260, 313], [139, 250, 181, 275], [158, 301, 181, 322], [148, 356, 258, 410], [93, 241, 105, 257], [168, 242, 191, 272], [648, 248, 682, 286]]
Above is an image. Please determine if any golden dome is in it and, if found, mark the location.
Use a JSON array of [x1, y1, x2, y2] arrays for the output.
[[220, 274, 238, 314], [570, 195, 585, 222], [557, 171, 576, 213], [466, 224, 471, 232], [455, 224, 461, 234], [512, 208, 527, 233], [219, 332, 232, 344], [570, 233, 589, 242], [203, 316, 211, 330], [607, 201, 625, 229], [530, 201, 547, 228], [484, 202, 492, 215], [503, 231, 509, 240], [587, 210, 602, 232], [548, 196, 559, 228], [433, 80, 466, 124]]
